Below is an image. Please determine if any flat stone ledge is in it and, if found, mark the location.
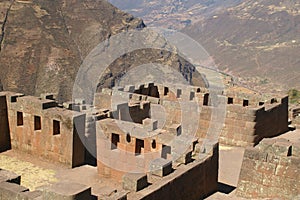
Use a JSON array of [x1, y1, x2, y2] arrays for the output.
[[150, 158, 173, 177], [122, 173, 148, 192], [42, 182, 91, 200], [0, 182, 29, 199], [0, 169, 21, 184]]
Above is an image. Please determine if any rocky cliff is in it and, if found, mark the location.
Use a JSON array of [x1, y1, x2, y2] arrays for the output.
[[0, 0, 144, 101], [0, 0, 200, 102]]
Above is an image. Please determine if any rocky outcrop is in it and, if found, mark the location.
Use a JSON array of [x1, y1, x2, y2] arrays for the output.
[[0, 0, 203, 102], [0, 0, 145, 102]]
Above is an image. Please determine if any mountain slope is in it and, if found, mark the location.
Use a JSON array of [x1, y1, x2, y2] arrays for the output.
[[0, 0, 144, 101], [108, 0, 242, 29], [0, 0, 204, 102], [108, 0, 300, 93], [184, 0, 300, 92]]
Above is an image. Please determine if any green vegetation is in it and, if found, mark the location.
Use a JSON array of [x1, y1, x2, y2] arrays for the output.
[[288, 89, 300, 104]]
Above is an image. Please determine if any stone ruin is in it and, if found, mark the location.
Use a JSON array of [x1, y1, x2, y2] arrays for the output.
[[0, 82, 292, 199], [291, 107, 300, 129], [237, 138, 300, 199], [0, 169, 92, 200], [0, 91, 86, 168]]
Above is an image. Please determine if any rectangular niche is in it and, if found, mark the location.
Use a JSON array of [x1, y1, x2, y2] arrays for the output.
[[34, 115, 41, 130]]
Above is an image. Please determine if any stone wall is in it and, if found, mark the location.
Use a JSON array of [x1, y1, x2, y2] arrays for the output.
[[0, 91, 86, 168], [94, 83, 289, 147], [292, 107, 300, 129], [294, 116, 300, 129], [158, 90, 288, 147], [130, 141, 219, 200], [96, 118, 165, 180], [0, 169, 93, 200], [236, 138, 300, 199], [220, 96, 289, 146]]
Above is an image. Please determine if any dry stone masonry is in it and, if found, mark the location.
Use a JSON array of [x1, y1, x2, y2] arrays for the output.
[[237, 138, 300, 199], [0, 82, 291, 199]]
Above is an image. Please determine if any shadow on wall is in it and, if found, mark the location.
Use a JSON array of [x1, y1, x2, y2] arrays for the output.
[[217, 182, 235, 194], [0, 96, 11, 152], [204, 182, 236, 199]]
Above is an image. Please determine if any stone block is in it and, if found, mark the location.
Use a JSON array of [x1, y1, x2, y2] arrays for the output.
[[0, 182, 29, 200], [242, 158, 256, 169], [8, 93, 24, 103], [292, 142, 300, 156], [149, 158, 172, 177], [62, 102, 75, 110], [278, 156, 292, 166], [194, 143, 205, 154], [273, 141, 292, 156], [105, 191, 128, 200], [18, 191, 43, 200], [266, 154, 280, 165], [259, 138, 276, 151], [147, 97, 159, 104], [239, 168, 255, 182], [167, 124, 181, 136], [42, 182, 91, 200], [124, 85, 135, 92], [122, 173, 148, 192], [174, 150, 193, 165], [256, 162, 276, 175], [202, 139, 218, 154], [74, 99, 85, 105], [0, 169, 21, 184], [290, 157, 300, 168], [142, 118, 158, 131], [94, 186, 118, 199], [244, 147, 267, 161], [113, 87, 124, 91], [40, 93, 55, 100]]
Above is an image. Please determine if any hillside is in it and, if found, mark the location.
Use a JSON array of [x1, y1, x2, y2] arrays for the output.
[[0, 0, 202, 102], [108, 0, 300, 94], [0, 0, 144, 101], [108, 0, 242, 29], [184, 0, 300, 93]]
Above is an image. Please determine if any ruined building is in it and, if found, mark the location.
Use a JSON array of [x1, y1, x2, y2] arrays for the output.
[[237, 138, 300, 199], [292, 107, 300, 129], [0, 82, 290, 199]]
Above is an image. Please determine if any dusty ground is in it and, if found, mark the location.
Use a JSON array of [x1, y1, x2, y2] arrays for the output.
[[0, 150, 121, 196], [206, 145, 246, 200], [206, 129, 300, 199], [0, 150, 60, 190]]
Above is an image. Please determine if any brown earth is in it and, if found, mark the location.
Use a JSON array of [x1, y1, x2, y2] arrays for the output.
[[108, 0, 300, 94], [184, 0, 300, 94], [0, 0, 142, 101], [0, 0, 203, 102]]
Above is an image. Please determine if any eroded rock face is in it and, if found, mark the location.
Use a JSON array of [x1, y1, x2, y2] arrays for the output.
[[0, 0, 203, 102], [0, 0, 145, 102], [0, 0, 205, 103]]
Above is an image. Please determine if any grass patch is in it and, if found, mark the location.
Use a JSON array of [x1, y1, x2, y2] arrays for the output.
[[288, 89, 300, 104]]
